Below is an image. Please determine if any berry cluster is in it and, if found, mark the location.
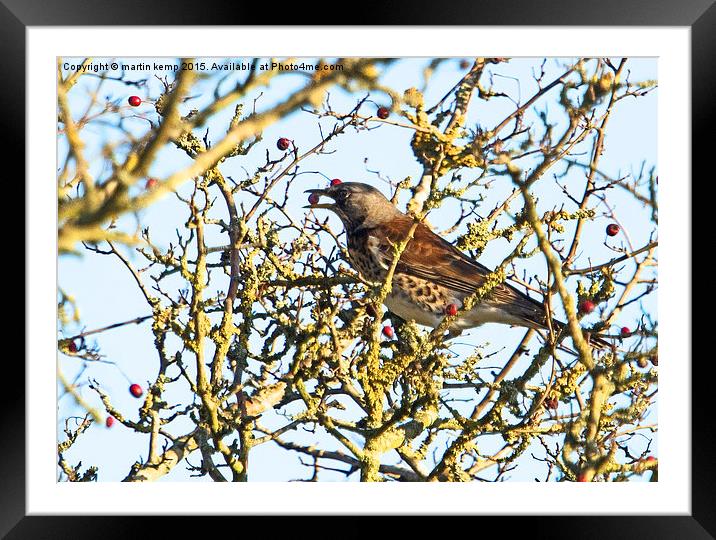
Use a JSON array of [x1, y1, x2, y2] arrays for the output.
[[307, 178, 344, 206]]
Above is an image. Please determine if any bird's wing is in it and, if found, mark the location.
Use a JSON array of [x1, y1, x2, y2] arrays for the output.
[[359, 220, 613, 348], [367, 219, 548, 321]]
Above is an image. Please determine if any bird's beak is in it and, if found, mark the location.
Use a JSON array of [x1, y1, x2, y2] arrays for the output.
[[304, 188, 335, 210]]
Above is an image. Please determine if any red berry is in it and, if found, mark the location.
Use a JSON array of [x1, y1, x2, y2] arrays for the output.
[[129, 384, 143, 398], [67, 340, 78, 353], [620, 326, 630, 337], [445, 303, 458, 317], [577, 472, 589, 482], [145, 177, 158, 190], [606, 223, 620, 237], [308, 192, 320, 206], [646, 456, 656, 462], [330, 178, 342, 186], [579, 299, 596, 314], [128, 95, 142, 107], [382, 326, 394, 339], [105, 416, 115, 428], [377, 107, 390, 119], [459, 59, 470, 69], [277, 137, 291, 151], [545, 397, 558, 410]]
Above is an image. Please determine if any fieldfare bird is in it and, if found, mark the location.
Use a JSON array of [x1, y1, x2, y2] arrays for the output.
[[306, 182, 606, 346]]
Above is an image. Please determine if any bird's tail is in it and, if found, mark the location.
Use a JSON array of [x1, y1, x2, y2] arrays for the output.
[[502, 282, 613, 351], [548, 319, 613, 351]]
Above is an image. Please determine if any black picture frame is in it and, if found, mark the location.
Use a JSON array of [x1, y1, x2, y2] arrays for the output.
[[5, 0, 708, 537]]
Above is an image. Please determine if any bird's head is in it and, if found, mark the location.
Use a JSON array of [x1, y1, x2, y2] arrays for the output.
[[305, 182, 400, 233]]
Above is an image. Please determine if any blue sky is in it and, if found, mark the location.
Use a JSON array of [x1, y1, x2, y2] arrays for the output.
[[58, 57, 657, 481]]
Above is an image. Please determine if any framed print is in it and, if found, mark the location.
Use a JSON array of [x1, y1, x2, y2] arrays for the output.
[[4, 0, 711, 537]]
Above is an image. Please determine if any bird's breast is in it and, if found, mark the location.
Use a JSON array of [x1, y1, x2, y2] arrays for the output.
[[348, 235, 390, 281], [347, 245, 386, 282]]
